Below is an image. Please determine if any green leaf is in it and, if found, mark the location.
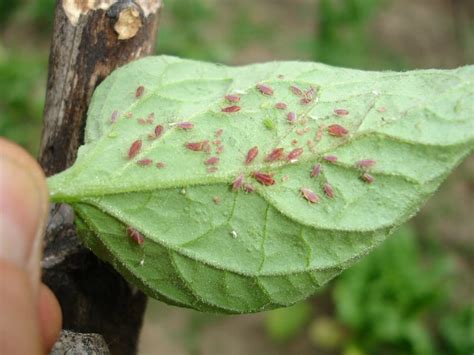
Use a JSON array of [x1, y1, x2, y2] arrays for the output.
[[47, 56, 474, 313]]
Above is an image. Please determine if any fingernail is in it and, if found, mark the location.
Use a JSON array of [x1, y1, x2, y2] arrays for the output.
[[0, 154, 46, 270]]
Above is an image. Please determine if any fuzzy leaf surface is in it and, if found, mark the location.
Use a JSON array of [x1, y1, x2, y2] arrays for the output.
[[47, 56, 474, 313]]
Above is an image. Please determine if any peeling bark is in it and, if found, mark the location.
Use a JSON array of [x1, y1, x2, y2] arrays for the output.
[[39, 1, 162, 354]]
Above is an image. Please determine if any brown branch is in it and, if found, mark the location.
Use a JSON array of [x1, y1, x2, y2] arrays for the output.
[[39, 1, 163, 354]]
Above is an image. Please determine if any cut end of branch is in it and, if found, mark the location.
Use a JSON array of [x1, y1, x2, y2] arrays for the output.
[[114, 5, 143, 40]]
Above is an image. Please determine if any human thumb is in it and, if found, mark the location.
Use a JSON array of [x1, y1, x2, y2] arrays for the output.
[[0, 138, 49, 354]]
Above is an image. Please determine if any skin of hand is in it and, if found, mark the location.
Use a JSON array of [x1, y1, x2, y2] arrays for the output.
[[0, 138, 62, 354]]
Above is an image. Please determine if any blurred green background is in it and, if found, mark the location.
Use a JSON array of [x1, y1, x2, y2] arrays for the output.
[[1, 1, 473, 354]]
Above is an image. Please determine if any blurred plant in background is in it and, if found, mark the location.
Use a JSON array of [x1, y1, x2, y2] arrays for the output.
[[1, 1, 472, 354]]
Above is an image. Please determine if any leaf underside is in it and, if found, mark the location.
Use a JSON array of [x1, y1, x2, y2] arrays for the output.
[[47, 56, 473, 313]]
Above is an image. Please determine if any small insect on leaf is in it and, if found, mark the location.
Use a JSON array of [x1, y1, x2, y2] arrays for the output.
[[355, 159, 376, 169], [213, 196, 221, 205], [377, 107, 386, 113], [156, 161, 166, 169], [290, 85, 304, 96], [128, 139, 142, 159], [215, 128, 224, 137], [216, 145, 224, 154], [175, 122, 194, 130], [311, 164, 321, 178], [146, 113, 155, 124], [185, 141, 209, 152], [222, 105, 241, 113], [263, 118, 276, 130], [225, 94, 240, 103], [323, 183, 335, 198], [275, 102, 287, 110], [300, 187, 319, 204], [287, 148, 304, 162], [256, 83, 274, 96], [361, 172, 375, 184], [265, 148, 284, 162], [252, 171, 275, 186], [243, 183, 255, 193], [327, 124, 349, 137], [316, 125, 325, 141], [127, 227, 144, 245], [334, 108, 349, 116], [232, 173, 244, 191], [287, 111, 297, 124], [205, 156, 219, 165], [207, 167, 218, 173], [110, 110, 119, 123], [154, 124, 164, 139], [323, 155, 338, 163], [245, 146, 259, 165], [137, 158, 153, 166], [135, 85, 145, 98]]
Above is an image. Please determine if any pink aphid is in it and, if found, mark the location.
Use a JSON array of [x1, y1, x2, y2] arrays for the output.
[[154, 124, 164, 138], [290, 85, 304, 97], [242, 183, 255, 194], [207, 167, 218, 173], [307, 139, 315, 151], [185, 141, 209, 152], [137, 118, 147, 125], [213, 139, 222, 146], [232, 173, 244, 191], [305, 86, 316, 98], [311, 164, 321, 178], [135, 85, 145, 98], [146, 113, 155, 124], [222, 105, 241, 113], [323, 155, 338, 163], [275, 102, 287, 110], [213, 196, 221, 205], [287, 148, 304, 162], [287, 111, 297, 124], [245, 146, 259, 165], [252, 171, 275, 186], [256, 83, 274, 96], [126, 112, 133, 119], [291, 139, 299, 146], [316, 124, 325, 141], [300, 97, 312, 105], [361, 172, 375, 184], [111, 110, 119, 123], [225, 94, 240, 103], [355, 159, 376, 169], [323, 183, 335, 198], [156, 161, 166, 169], [137, 158, 153, 166], [296, 129, 305, 136], [301, 187, 319, 204], [334, 108, 349, 116], [215, 128, 224, 137], [265, 148, 284, 162], [377, 107, 386, 113], [128, 139, 142, 159], [176, 122, 194, 130], [243, 183, 255, 193], [205, 156, 219, 165], [216, 145, 224, 154], [127, 227, 144, 245], [327, 124, 349, 137]]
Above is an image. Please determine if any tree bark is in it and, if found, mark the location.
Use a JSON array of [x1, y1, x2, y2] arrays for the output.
[[39, 1, 162, 354]]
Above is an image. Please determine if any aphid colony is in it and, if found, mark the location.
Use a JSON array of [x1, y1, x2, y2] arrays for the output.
[[121, 83, 377, 208], [119, 81, 381, 246]]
